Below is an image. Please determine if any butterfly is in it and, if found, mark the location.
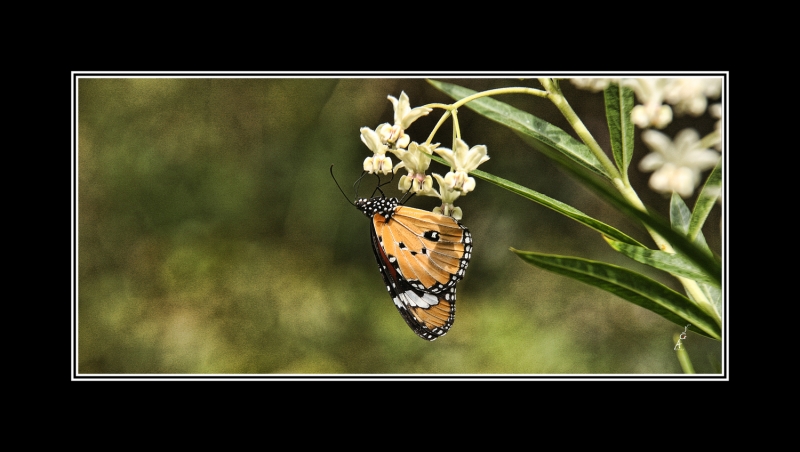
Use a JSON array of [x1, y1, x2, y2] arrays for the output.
[[354, 195, 472, 341]]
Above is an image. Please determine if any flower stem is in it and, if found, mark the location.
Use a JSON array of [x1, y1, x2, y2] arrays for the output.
[[449, 87, 548, 109], [539, 78, 622, 181], [424, 87, 547, 149], [426, 110, 453, 146]]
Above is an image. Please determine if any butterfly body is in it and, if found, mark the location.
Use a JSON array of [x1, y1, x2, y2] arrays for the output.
[[356, 196, 472, 340]]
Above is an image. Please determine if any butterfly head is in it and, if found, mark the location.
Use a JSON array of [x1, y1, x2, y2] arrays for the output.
[[331, 165, 402, 217]]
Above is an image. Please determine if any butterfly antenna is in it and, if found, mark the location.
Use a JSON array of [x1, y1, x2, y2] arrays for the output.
[[399, 187, 416, 205], [380, 170, 395, 188], [367, 172, 384, 198], [353, 170, 369, 198], [330, 165, 356, 205]]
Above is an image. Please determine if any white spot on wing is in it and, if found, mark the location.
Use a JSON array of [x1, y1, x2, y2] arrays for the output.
[[398, 290, 439, 308]]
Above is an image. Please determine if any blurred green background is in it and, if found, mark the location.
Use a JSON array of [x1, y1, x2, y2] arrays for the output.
[[77, 77, 723, 375]]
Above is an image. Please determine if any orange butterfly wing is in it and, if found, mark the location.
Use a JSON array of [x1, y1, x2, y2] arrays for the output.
[[370, 217, 459, 339], [360, 198, 472, 341], [375, 206, 471, 293]]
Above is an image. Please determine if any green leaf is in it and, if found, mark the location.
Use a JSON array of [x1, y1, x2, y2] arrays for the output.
[[554, 158, 722, 285], [671, 193, 711, 253], [684, 166, 723, 315], [604, 84, 635, 176], [603, 237, 720, 287], [457, 160, 645, 247], [614, 196, 722, 315], [689, 162, 722, 242], [511, 249, 722, 340], [670, 192, 692, 234], [697, 283, 722, 315], [428, 79, 611, 179]]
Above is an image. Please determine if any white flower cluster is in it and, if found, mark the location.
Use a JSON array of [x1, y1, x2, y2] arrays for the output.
[[571, 77, 722, 198], [622, 78, 721, 130], [360, 91, 490, 219], [570, 78, 619, 92], [639, 129, 720, 198]]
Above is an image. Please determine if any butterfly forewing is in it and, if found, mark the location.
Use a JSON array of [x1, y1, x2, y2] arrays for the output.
[[383, 206, 471, 293], [377, 220, 450, 291]]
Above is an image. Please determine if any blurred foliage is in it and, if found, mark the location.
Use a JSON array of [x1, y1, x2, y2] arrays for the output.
[[77, 77, 722, 374]]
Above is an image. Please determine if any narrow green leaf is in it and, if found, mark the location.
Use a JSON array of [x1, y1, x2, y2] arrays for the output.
[[689, 162, 722, 242], [684, 165, 723, 315], [613, 196, 723, 314], [553, 157, 722, 285], [587, 157, 721, 279], [429, 155, 644, 247], [604, 84, 635, 176], [697, 283, 722, 315], [511, 249, 722, 340], [428, 79, 611, 179], [670, 192, 692, 234], [671, 193, 711, 255], [603, 237, 720, 287]]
